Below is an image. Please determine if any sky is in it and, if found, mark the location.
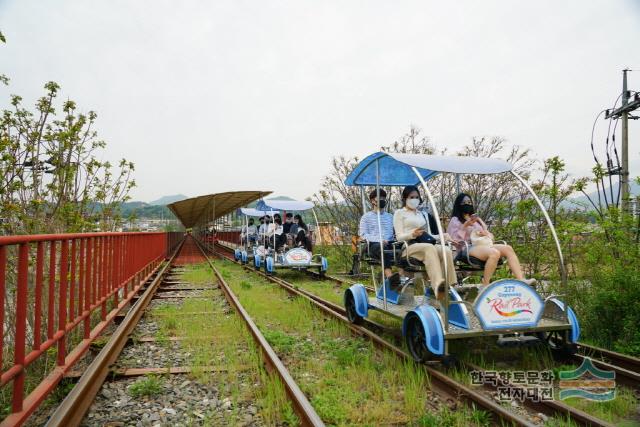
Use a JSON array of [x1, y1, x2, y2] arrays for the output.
[[1, 0, 639, 202]]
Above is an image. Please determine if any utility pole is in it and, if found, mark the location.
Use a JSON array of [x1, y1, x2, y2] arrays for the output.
[[605, 69, 640, 212]]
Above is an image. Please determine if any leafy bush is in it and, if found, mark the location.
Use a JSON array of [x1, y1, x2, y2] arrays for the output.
[[562, 212, 640, 356]]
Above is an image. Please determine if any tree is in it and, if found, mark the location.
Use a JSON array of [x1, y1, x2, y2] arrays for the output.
[[312, 126, 536, 271], [1, 80, 135, 234]]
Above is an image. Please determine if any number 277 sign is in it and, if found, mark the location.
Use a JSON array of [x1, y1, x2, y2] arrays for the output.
[[473, 280, 544, 330]]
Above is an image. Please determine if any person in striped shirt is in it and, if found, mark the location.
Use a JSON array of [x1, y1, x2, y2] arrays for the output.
[[359, 189, 400, 288]]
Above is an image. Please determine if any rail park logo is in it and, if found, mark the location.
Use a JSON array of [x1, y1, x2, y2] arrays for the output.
[[285, 248, 311, 265], [558, 358, 616, 401], [486, 297, 534, 317], [473, 280, 543, 330]]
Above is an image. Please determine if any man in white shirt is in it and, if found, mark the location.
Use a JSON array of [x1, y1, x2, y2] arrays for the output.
[[258, 216, 269, 246], [241, 218, 258, 246], [359, 189, 400, 288]]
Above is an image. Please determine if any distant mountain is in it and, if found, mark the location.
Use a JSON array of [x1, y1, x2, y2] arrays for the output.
[[121, 201, 148, 210], [149, 194, 188, 206], [120, 202, 177, 220]]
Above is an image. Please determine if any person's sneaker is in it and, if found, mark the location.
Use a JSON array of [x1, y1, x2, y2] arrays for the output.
[[521, 278, 537, 286]]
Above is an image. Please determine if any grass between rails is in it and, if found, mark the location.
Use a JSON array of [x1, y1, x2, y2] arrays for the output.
[[150, 263, 298, 426], [215, 259, 492, 426], [275, 269, 403, 331]]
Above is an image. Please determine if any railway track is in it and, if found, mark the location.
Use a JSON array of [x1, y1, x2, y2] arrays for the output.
[[215, 241, 640, 427], [42, 237, 323, 427], [213, 244, 540, 426], [46, 236, 633, 426]]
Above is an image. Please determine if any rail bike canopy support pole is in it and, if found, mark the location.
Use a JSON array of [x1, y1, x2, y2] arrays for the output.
[[375, 159, 387, 310], [413, 167, 450, 335], [311, 208, 322, 246]]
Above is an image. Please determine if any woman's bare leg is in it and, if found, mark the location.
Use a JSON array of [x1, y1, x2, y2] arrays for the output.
[[493, 244, 524, 280], [468, 246, 501, 285]]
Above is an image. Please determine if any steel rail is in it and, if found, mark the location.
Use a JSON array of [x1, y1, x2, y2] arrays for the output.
[[576, 342, 640, 375], [213, 245, 535, 427], [194, 240, 325, 427], [45, 238, 185, 427]]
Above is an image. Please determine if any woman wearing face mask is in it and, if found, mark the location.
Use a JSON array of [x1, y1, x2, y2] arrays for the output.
[[447, 193, 534, 286], [293, 214, 312, 251], [393, 185, 458, 300], [267, 216, 285, 250]]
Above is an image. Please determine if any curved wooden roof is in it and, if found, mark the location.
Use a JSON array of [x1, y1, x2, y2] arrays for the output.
[[167, 190, 271, 228]]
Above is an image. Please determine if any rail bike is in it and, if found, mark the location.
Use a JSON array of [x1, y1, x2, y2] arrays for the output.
[[236, 199, 329, 276], [342, 152, 580, 363], [233, 207, 276, 266]]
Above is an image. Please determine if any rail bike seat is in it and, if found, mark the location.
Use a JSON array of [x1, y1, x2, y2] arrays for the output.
[[453, 241, 505, 272], [391, 241, 427, 273], [358, 240, 398, 267]]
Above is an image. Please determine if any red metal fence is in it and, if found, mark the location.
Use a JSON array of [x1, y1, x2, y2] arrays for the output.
[[0, 232, 183, 426], [216, 231, 240, 246]]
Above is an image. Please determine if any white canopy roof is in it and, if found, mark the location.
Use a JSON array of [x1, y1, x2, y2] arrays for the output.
[[388, 153, 512, 175], [239, 208, 278, 217]]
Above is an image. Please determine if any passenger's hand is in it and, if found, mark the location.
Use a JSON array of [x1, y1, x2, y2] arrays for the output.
[[412, 229, 424, 238], [464, 217, 478, 227], [477, 230, 488, 237]]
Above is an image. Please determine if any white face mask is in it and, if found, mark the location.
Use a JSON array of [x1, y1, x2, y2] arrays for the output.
[[406, 198, 420, 209]]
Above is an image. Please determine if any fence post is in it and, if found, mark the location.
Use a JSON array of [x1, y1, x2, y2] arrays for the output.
[[12, 243, 29, 412], [58, 239, 68, 366]]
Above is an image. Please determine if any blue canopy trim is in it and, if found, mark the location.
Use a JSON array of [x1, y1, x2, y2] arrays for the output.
[[344, 152, 513, 186], [344, 152, 438, 186], [255, 199, 315, 212]]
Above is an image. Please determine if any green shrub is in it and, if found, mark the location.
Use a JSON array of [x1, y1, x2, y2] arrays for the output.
[[579, 266, 640, 355], [563, 212, 640, 356]]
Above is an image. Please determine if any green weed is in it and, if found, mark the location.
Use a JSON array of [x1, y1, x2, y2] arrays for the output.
[[128, 374, 163, 398]]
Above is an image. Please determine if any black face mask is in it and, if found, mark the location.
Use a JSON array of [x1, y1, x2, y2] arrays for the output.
[[461, 204, 475, 215], [377, 200, 387, 209]]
